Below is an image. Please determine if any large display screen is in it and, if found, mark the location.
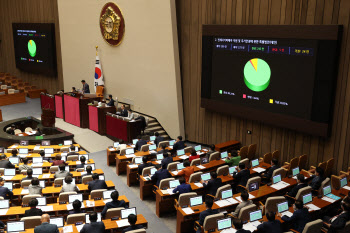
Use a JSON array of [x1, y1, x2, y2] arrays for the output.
[[201, 25, 342, 136], [12, 23, 57, 76]]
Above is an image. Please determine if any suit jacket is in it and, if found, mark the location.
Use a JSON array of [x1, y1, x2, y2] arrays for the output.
[[68, 209, 85, 215], [155, 136, 164, 147], [203, 178, 222, 196], [88, 180, 107, 191], [107, 99, 115, 107], [198, 209, 219, 225], [309, 175, 325, 190], [135, 116, 146, 129], [83, 83, 90, 94], [76, 163, 85, 169], [281, 208, 310, 233], [120, 109, 128, 117], [138, 162, 152, 175], [25, 208, 43, 217], [54, 170, 72, 179], [173, 183, 192, 195], [173, 141, 185, 151], [233, 169, 250, 186], [80, 222, 105, 233], [264, 165, 280, 179], [34, 222, 59, 233], [329, 211, 350, 233], [0, 186, 13, 199], [135, 139, 147, 151], [0, 160, 15, 168], [232, 200, 253, 216], [161, 156, 173, 169], [101, 200, 127, 218], [257, 220, 282, 233], [28, 184, 42, 195], [122, 225, 143, 233], [60, 183, 79, 193], [177, 166, 194, 183], [151, 168, 171, 187], [287, 183, 308, 197]]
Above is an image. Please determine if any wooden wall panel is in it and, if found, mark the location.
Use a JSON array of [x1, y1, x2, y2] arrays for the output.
[[0, 0, 63, 94], [176, 0, 350, 173]]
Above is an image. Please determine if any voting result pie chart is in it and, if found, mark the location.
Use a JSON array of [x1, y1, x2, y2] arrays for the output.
[[244, 58, 271, 92], [28, 40, 37, 57]]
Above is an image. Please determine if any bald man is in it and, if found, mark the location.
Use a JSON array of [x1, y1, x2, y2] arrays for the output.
[[34, 214, 60, 233]]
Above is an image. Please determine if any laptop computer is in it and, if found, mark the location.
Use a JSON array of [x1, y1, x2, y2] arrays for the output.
[[4, 182, 13, 191], [18, 148, 28, 155], [292, 167, 300, 177], [50, 217, 64, 228], [113, 142, 119, 148], [221, 189, 233, 200], [249, 209, 263, 222], [126, 148, 134, 155], [32, 168, 43, 175], [201, 173, 211, 181], [149, 144, 157, 151], [217, 218, 232, 231], [229, 166, 236, 175], [340, 177, 348, 188], [221, 151, 228, 159], [99, 175, 105, 180], [64, 140, 73, 146], [190, 196, 203, 207], [177, 149, 185, 156], [36, 197, 47, 206], [68, 194, 83, 203], [302, 193, 313, 205], [132, 139, 138, 145], [134, 157, 142, 164], [195, 145, 201, 152], [248, 182, 259, 192], [157, 154, 164, 160], [0, 199, 10, 209], [20, 140, 29, 146], [277, 201, 293, 217], [39, 180, 45, 188], [84, 163, 95, 170], [32, 157, 43, 164], [150, 136, 156, 141], [4, 168, 16, 176], [273, 174, 282, 184], [169, 180, 180, 189], [121, 207, 137, 219], [85, 213, 102, 223], [103, 190, 115, 199], [9, 157, 19, 165], [177, 163, 185, 170], [150, 168, 157, 176], [41, 140, 51, 146], [44, 148, 54, 155], [251, 159, 259, 167], [169, 140, 176, 146], [7, 221, 25, 233]]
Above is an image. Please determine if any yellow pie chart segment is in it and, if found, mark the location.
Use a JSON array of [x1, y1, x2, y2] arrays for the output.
[[250, 58, 258, 71]]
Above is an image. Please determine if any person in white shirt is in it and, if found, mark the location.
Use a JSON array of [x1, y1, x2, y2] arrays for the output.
[[126, 109, 134, 120]]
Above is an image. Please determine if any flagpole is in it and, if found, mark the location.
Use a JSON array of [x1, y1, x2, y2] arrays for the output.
[[96, 46, 98, 56]]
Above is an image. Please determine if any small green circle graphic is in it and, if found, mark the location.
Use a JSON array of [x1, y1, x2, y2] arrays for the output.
[[28, 40, 37, 57], [244, 58, 271, 92]]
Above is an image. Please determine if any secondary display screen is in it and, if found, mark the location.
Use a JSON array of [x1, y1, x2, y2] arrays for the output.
[[12, 23, 57, 76]]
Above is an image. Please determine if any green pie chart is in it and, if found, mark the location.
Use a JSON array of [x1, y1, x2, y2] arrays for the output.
[[28, 40, 37, 57], [244, 58, 271, 92]]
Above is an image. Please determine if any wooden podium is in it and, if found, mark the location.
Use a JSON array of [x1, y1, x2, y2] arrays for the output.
[[41, 108, 55, 127]]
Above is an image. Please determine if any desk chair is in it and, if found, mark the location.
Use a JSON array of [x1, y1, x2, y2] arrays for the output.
[[82, 175, 93, 184], [21, 216, 41, 229], [119, 148, 126, 156], [238, 146, 248, 160], [272, 150, 280, 160], [140, 144, 149, 152], [213, 184, 231, 199], [22, 194, 41, 205], [260, 196, 286, 215], [167, 162, 179, 171], [95, 86, 104, 98], [239, 158, 250, 169], [286, 186, 312, 201], [337, 220, 350, 233], [184, 146, 194, 154], [244, 177, 261, 191], [238, 204, 257, 222], [67, 213, 86, 225], [216, 165, 229, 176], [174, 192, 197, 210], [76, 168, 84, 172], [286, 219, 323, 233], [316, 178, 330, 196], [105, 207, 124, 219], [190, 158, 200, 166], [142, 166, 155, 177], [247, 144, 257, 160], [188, 172, 202, 183], [284, 157, 299, 176], [127, 229, 146, 233], [260, 152, 272, 164], [209, 152, 220, 162], [8, 89, 15, 94], [21, 180, 32, 188], [272, 168, 287, 179], [158, 141, 169, 148], [90, 189, 107, 199], [67, 155, 78, 161], [194, 213, 224, 233], [14, 129, 22, 134], [59, 191, 77, 203], [158, 178, 174, 190], [54, 178, 64, 186], [24, 127, 33, 132], [298, 154, 308, 170], [50, 166, 59, 173], [324, 158, 335, 178], [60, 147, 69, 152], [1, 85, 7, 90]]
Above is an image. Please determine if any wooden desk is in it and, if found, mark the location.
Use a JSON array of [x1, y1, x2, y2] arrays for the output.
[[106, 115, 142, 143], [40, 93, 55, 112], [5, 150, 86, 159], [215, 140, 241, 152], [89, 105, 116, 135], [0, 92, 26, 106], [107, 148, 118, 166], [28, 89, 47, 99], [8, 144, 80, 153], [13, 159, 95, 170]]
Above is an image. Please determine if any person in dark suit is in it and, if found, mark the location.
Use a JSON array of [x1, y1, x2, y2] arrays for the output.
[[158, 144, 169, 154], [34, 214, 59, 233], [172, 177, 192, 195], [286, 174, 308, 204], [82, 166, 93, 178], [257, 211, 282, 233], [154, 132, 164, 147], [68, 199, 86, 215], [232, 163, 250, 192], [201, 171, 222, 196], [67, 145, 79, 156], [0, 177, 13, 199], [138, 156, 152, 176], [278, 200, 311, 233], [262, 159, 280, 180], [80, 212, 105, 233], [102, 190, 128, 218], [11, 149, 18, 157], [88, 173, 108, 191], [6, 125, 16, 135], [106, 94, 115, 107], [119, 105, 128, 117], [151, 163, 171, 187], [54, 164, 72, 179], [81, 80, 90, 94], [135, 135, 147, 151], [122, 214, 143, 233], [161, 152, 173, 169], [76, 155, 86, 169], [22, 168, 33, 181], [25, 198, 43, 217], [206, 144, 216, 157], [309, 166, 325, 190], [173, 136, 185, 151], [196, 198, 219, 233], [323, 202, 350, 233], [232, 218, 251, 233], [0, 154, 15, 168], [134, 115, 146, 134]]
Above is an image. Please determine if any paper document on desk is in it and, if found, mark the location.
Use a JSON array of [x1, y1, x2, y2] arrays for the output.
[[76, 224, 85, 232], [38, 205, 54, 211], [155, 161, 161, 164], [109, 148, 116, 151], [34, 146, 41, 150], [252, 167, 266, 173], [182, 207, 194, 215], [196, 165, 206, 169], [235, 194, 255, 202], [281, 211, 293, 217], [179, 155, 189, 160], [0, 209, 8, 216], [63, 225, 73, 233], [343, 185, 350, 190], [76, 161, 81, 165], [32, 175, 40, 178], [243, 222, 261, 232], [85, 201, 95, 207], [32, 163, 43, 167], [61, 152, 68, 156], [221, 228, 237, 233], [149, 150, 157, 154], [194, 183, 203, 188], [42, 174, 51, 178], [167, 189, 175, 195], [226, 198, 239, 205], [322, 196, 336, 203], [66, 204, 73, 210], [168, 146, 173, 149], [172, 171, 179, 175], [215, 199, 231, 207], [128, 165, 138, 169], [116, 219, 130, 227], [306, 204, 320, 212], [3, 176, 14, 180], [125, 154, 136, 158], [19, 154, 27, 158], [130, 145, 136, 148], [161, 190, 168, 195], [196, 151, 205, 155], [271, 181, 290, 190]]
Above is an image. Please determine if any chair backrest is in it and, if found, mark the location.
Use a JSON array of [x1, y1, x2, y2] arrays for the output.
[[0, 197, 3, 200], [20, 216, 41, 229], [66, 213, 86, 225], [95, 86, 104, 98], [295, 186, 312, 200], [239, 146, 248, 159], [325, 158, 335, 177], [54, 178, 64, 186], [318, 161, 327, 171], [140, 144, 149, 152], [272, 168, 287, 179], [119, 148, 126, 156], [14, 129, 22, 134], [60, 147, 69, 152], [50, 166, 59, 173], [159, 178, 174, 190], [247, 144, 257, 160], [337, 220, 350, 233], [158, 141, 169, 148], [246, 177, 261, 189], [82, 175, 93, 184], [331, 175, 342, 190], [105, 207, 125, 219], [24, 127, 33, 132], [188, 172, 202, 183], [8, 89, 15, 94], [217, 165, 229, 176], [298, 154, 308, 170], [239, 158, 250, 169], [177, 192, 197, 207], [184, 146, 194, 154], [67, 155, 79, 161], [215, 184, 231, 198], [264, 196, 286, 214], [21, 170, 27, 175], [22, 194, 41, 205], [167, 162, 179, 171], [142, 166, 155, 177], [0, 85, 7, 89], [262, 153, 273, 164], [286, 157, 299, 175], [203, 213, 225, 232], [238, 204, 257, 222], [302, 219, 323, 233], [209, 152, 220, 162], [318, 177, 330, 195], [91, 189, 107, 199], [190, 158, 200, 166], [272, 150, 280, 160], [76, 168, 84, 172], [127, 229, 146, 233], [21, 180, 32, 188], [59, 191, 77, 202]]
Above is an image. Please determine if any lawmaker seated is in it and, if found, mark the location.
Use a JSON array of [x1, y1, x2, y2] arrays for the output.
[[0, 154, 15, 168], [232, 162, 250, 192], [189, 151, 200, 162], [22, 168, 33, 181], [24, 198, 43, 217], [11, 149, 18, 157], [323, 201, 350, 233], [308, 166, 325, 191], [101, 190, 128, 218], [135, 135, 147, 151], [262, 158, 280, 181], [122, 214, 143, 233], [19, 157, 30, 171], [257, 211, 282, 233], [231, 191, 253, 217], [200, 171, 222, 196], [82, 165, 93, 178], [158, 144, 169, 154], [88, 173, 107, 191], [161, 152, 173, 169], [195, 197, 218, 233], [60, 175, 79, 193], [54, 163, 72, 179], [118, 104, 128, 117], [0, 177, 13, 199], [76, 155, 86, 169], [151, 163, 171, 187], [106, 94, 115, 106], [52, 154, 66, 166], [224, 149, 241, 167], [80, 212, 105, 233], [232, 218, 251, 233], [137, 156, 152, 176], [277, 200, 311, 232], [68, 199, 85, 215], [67, 145, 79, 156], [126, 109, 134, 121], [154, 132, 164, 147], [172, 177, 192, 194], [285, 174, 308, 204], [173, 136, 185, 151], [177, 160, 194, 183], [34, 214, 60, 233], [28, 178, 42, 195]]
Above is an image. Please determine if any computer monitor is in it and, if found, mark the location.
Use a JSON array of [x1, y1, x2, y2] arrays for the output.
[[41, 140, 51, 146], [113, 142, 119, 148], [221, 151, 228, 159], [273, 174, 282, 184], [201, 173, 211, 181], [36, 197, 47, 206], [340, 177, 348, 188], [4, 182, 13, 191], [7, 221, 25, 232], [44, 148, 54, 154], [63, 178, 75, 185], [68, 194, 83, 203], [169, 180, 180, 189], [248, 182, 259, 192], [121, 207, 137, 219], [249, 210, 263, 222], [277, 201, 289, 213], [149, 144, 156, 151], [103, 190, 114, 199], [84, 163, 95, 171], [221, 189, 233, 199], [32, 157, 43, 164], [61, 156, 67, 162], [18, 148, 28, 154], [4, 168, 16, 176], [200, 155, 209, 165], [177, 149, 185, 156], [251, 159, 259, 167], [9, 157, 19, 164], [134, 157, 142, 164], [132, 139, 138, 145], [32, 168, 43, 175], [50, 217, 64, 227], [229, 166, 236, 175], [157, 154, 164, 160], [292, 167, 300, 176], [190, 196, 203, 207], [177, 163, 184, 170], [0, 199, 10, 209], [126, 148, 134, 155], [79, 154, 89, 161], [20, 140, 29, 146], [39, 180, 45, 188], [85, 213, 102, 223], [217, 218, 232, 231], [195, 145, 201, 151], [323, 185, 332, 196], [99, 175, 105, 180], [150, 168, 157, 175], [169, 140, 175, 146], [0, 147, 4, 153], [303, 193, 313, 204], [65, 166, 70, 172], [150, 136, 156, 141], [64, 140, 72, 146]]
